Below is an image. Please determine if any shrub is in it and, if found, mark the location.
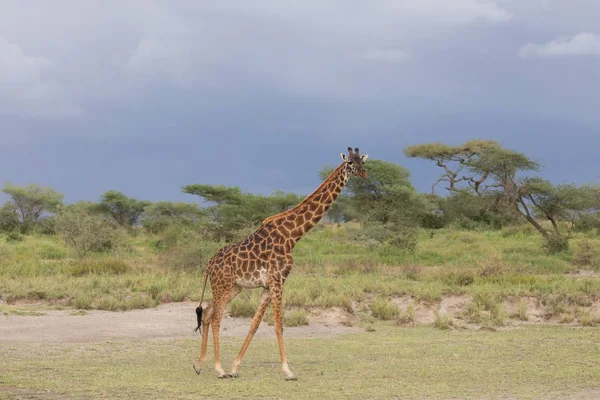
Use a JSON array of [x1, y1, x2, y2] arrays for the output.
[[467, 292, 505, 326], [159, 238, 223, 271], [477, 249, 506, 278], [386, 230, 418, 253], [577, 310, 599, 327], [284, 310, 309, 327], [371, 298, 398, 320], [73, 293, 93, 309], [543, 234, 569, 254], [454, 271, 475, 286], [515, 300, 528, 321], [433, 308, 453, 330], [0, 202, 19, 233], [34, 216, 57, 235], [396, 303, 416, 326], [6, 232, 24, 243], [420, 212, 447, 229], [574, 213, 600, 233], [574, 239, 600, 269], [401, 265, 421, 281], [55, 206, 128, 258], [352, 223, 391, 244]]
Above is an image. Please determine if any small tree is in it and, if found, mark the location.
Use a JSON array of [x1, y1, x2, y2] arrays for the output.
[[96, 190, 150, 228], [2, 183, 63, 234]]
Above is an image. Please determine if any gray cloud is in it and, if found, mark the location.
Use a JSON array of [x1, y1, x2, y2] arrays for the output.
[[0, 37, 79, 117], [519, 32, 600, 58], [0, 0, 514, 120], [1, 0, 600, 202]]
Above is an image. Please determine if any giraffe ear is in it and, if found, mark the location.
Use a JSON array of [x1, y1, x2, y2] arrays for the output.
[[361, 154, 369, 162], [341, 153, 347, 161]]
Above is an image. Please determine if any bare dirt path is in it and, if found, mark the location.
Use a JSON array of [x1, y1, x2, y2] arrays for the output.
[[0, 302, 359, 344]]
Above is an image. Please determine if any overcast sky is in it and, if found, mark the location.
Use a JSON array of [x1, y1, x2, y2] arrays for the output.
[[1, 1, 599, 203]]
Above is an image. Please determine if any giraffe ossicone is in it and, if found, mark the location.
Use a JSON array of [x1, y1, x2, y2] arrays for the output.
[[193, 147, 368, 380]]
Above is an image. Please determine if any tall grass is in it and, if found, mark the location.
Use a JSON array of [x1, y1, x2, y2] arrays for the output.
[[1, 226, 599, 319]]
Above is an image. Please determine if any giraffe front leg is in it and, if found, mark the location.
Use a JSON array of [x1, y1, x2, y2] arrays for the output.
[[271, 288, 296, 381], [229, 289, 271, 378]]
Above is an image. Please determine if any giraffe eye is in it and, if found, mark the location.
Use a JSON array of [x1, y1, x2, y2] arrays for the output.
[[348, 161, 354, 165]]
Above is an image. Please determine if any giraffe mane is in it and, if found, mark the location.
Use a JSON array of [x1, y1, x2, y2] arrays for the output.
[[260, 162, 346, 226]]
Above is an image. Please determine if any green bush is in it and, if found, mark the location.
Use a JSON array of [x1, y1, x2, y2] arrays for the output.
[[160, 238, 223, 271], [386, 229, 418, 253], [371, 298, 398, 320], [284, 310, 309, 327], [6, 232, 24, 243], [574, 239, 600, 270], [55, 206, 129, 258], [351, 223, 391, 244], [420, 212, 447, 229], [433, 308, 453, 330], [574, 214, 600, 234], [34, 217, 57, 235], [0, 202, 19, 233], [543, 234, 569, 254]]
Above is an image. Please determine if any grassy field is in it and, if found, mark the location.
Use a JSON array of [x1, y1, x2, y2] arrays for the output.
[[1, 224, 599, 326], [1, 324, 599, 399], [2, 225, 600, 398]]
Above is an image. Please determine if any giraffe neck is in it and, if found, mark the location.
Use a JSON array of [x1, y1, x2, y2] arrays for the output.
[[262, 163, 348, 247]]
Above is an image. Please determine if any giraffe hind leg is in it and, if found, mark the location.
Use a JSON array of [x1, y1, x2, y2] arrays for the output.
[[193, 302, 214, 374], [212, 284, 242, 378]]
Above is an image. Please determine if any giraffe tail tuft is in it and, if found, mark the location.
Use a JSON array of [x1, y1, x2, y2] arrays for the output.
[[193, 306, 203, 334]]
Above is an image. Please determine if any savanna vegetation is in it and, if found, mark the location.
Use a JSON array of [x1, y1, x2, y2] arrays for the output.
[[1, 140, 600, 328]]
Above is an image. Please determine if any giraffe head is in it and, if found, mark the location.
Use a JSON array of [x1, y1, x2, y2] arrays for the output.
[[341, 147, 369, 178]]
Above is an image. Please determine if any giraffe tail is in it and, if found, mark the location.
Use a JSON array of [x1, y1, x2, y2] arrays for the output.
[[193, 270, 210, 334], [193, 307, 203, 333]]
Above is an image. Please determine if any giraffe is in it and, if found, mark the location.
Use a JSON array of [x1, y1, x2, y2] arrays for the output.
[[192, 147, 369, 380]]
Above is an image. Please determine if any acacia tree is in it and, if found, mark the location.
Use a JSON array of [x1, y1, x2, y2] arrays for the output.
[[96, 190, 150, 228], [404, 140, 586, 252], [319, 159, 428, 227], [182, 184, 303, 240], [141, 202, 208, 234], [1, 184, 63, 233]]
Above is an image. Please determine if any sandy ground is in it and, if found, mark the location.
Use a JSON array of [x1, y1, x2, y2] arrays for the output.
[[1, 301, 600, 399], [0, 302, 359, 344]]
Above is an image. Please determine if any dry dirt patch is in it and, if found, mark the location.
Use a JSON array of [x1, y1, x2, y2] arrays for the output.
[[0, 302, 359, 344]]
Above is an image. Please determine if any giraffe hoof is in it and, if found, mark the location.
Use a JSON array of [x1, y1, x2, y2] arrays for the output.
[[285, 376, 298, 381], [193, 365, 201, 375], [228, 372, 239, 378], [218, 374, 230, 379]]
